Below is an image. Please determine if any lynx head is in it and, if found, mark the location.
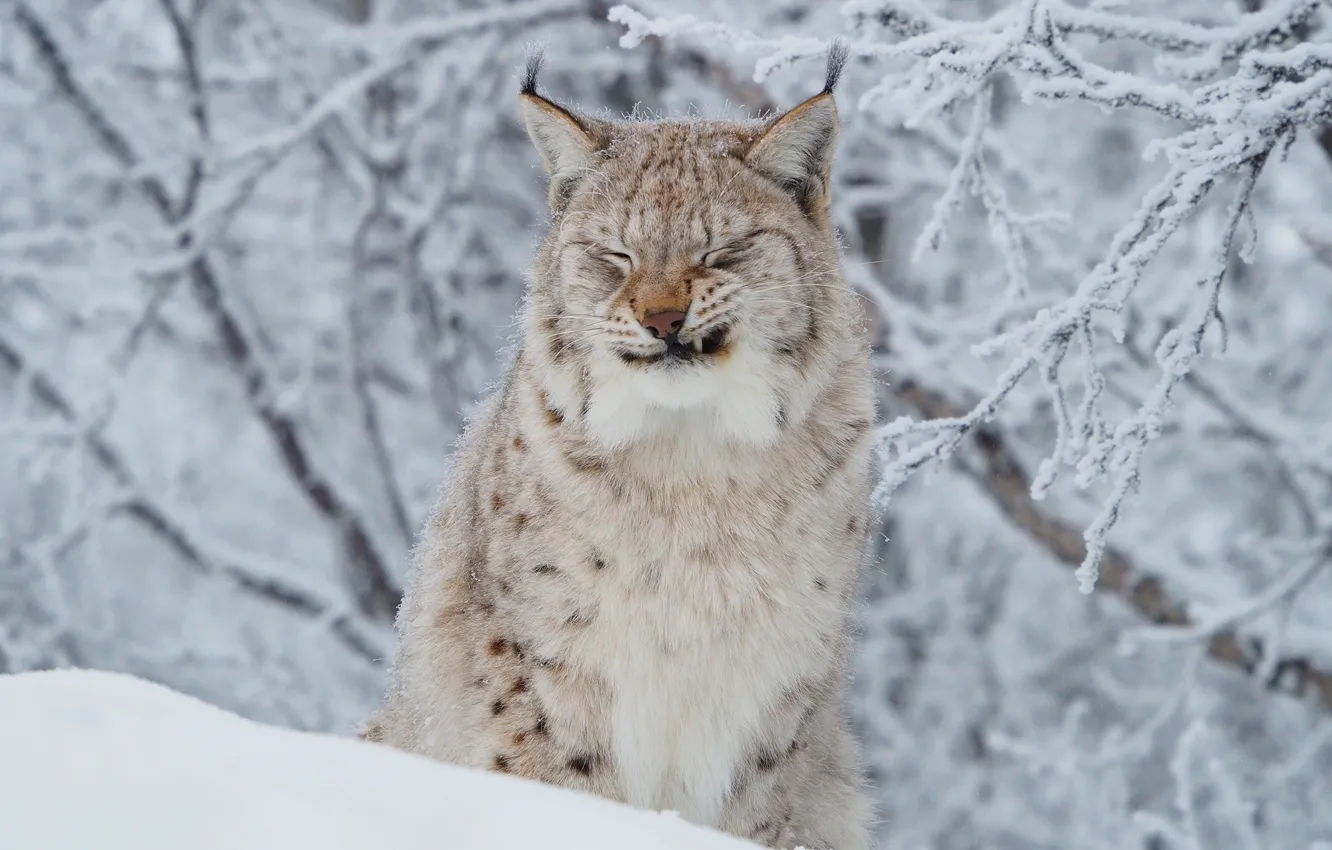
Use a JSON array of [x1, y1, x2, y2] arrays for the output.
[[520, 45, 859, 450]]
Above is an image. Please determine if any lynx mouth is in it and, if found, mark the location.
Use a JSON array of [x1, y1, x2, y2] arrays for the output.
[[619, 325, 731, 365]]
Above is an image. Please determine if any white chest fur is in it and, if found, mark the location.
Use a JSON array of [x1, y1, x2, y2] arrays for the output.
[[526, 359, 863, 827], [575, 548, 838, 827]]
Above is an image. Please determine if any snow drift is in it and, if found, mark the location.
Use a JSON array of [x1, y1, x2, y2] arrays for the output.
[[0, 669, 761, 850]]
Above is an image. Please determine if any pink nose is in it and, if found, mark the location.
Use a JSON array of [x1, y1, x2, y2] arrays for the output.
[[641, 310, 687, 339]]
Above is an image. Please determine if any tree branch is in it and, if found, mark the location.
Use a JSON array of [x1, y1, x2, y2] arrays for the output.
[[154, 0, 210, 220], [0, 331, 386, 664], [894, 377, 1332, 715], [15, 2, 403, 621], [630, 5, 1332, 715]]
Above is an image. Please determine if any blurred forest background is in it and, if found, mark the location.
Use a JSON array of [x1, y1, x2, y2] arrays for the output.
[[2, 0, 1331, 847]]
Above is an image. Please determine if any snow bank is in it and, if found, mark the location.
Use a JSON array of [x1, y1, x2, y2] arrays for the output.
[[0, 669, 760, 850]]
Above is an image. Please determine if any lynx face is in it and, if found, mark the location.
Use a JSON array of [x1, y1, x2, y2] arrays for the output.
[[520, 57, 852, 449]]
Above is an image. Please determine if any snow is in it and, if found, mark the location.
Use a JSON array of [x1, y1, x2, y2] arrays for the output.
[[6, 1, 1332, 848], [0, 669, 760, 850]]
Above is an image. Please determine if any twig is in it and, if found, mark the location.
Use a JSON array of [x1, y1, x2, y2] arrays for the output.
[[638, 15, 1332, 715], [15, 2, 403, 621], [154, 0, 210, 220], [0, 331, 385, 664], [215, 0, 584, 168], [895, 377, 1332, 714], [348, 188, 417, 548]]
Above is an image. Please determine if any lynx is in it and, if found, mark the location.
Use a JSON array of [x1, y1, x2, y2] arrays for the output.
[[363, 46, 876, 850]]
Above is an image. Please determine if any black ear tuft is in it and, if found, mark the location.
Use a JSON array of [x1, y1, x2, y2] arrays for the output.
[[822, 39, 849, 95], [522, 50, 544, 97]]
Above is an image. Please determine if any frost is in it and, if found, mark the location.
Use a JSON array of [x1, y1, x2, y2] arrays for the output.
[[622, 0, 1332, 847], [4, 1, 1332, 849], [632, 0, 1332, 595]]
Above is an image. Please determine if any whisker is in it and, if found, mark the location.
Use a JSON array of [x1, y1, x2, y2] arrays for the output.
[[529, 314, 612, 324], [753, 281, 854, 291], [759, 267, 852, 285], [747, 297, 845, 322], [547, 328, 619, 342], [754, 282, 877, 304]]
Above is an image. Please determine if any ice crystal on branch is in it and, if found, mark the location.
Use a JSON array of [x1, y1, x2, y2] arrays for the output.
[[614, 0, 1332, 594]]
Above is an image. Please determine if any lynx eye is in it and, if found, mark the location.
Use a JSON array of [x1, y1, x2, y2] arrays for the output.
[[597, 251, 634, 272], [702, 245, 747, 269]]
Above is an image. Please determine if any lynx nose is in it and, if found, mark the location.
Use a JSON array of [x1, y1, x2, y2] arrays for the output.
[[641, 310, 687, 340]]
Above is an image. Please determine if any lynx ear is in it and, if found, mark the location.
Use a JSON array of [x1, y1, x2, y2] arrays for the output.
[[744, 42, 847, 215], [519, 54, 604, 210]]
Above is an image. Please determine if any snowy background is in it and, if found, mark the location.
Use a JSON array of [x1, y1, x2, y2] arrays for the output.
[[2, 0, 1332, 847]]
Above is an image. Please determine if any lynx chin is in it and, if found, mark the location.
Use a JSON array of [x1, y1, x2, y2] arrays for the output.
[[363, 44, 877, 850]]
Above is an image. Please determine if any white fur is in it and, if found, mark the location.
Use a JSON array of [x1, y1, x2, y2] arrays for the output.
[[581, 337, 782, 450], [582, 552, 837, 824]]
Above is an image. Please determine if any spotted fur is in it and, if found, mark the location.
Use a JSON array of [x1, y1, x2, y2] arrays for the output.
[[365, 48, 875, 850]]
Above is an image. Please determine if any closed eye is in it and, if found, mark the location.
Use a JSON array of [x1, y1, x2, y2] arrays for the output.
[[702, 244, 750, 270], [597, 251, 634, 272]]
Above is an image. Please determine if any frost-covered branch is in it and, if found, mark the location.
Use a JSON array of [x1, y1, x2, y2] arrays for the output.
[[1120, 311, 1327, 531], [11, 4, 175, 214], [866, 13, 1328, 592], [847, 0, 1323, 82], [616, 2, 1332, 717], [154, 0, 210, 220], [0, 331, 385, 664], [616, 0, 1332, 596], [898, 376, 1332, 714], [215, 0, 582, 167], [14, 2, 403, 622]]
